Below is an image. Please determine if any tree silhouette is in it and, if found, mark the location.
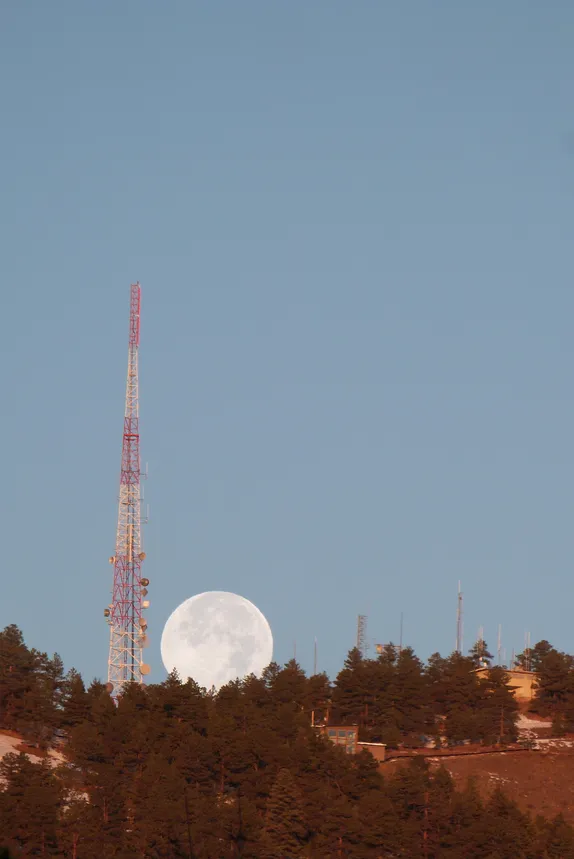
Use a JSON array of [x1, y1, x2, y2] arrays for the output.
[[260, 768, 307, 858]]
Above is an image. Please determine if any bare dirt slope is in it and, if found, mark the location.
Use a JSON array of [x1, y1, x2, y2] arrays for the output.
[[383, 750, 574, 823]]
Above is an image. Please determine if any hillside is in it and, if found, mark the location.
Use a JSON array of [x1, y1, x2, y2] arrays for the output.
[[2, 625, 574, 857]]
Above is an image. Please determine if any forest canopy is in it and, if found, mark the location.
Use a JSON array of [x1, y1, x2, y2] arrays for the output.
[[1, 624, 573, 858]]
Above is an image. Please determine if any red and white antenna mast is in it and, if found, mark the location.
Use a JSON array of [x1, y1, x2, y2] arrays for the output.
[[105, 283, 150, 697]]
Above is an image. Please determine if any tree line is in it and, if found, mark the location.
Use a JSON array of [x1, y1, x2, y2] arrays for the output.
[[1, 623, 574, 857]]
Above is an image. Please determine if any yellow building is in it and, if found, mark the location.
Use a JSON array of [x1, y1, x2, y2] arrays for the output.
[[474, 667, 537, 701]]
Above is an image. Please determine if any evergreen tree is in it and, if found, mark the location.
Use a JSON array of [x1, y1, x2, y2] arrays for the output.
[[392, 647, 428, 740], [0, 753, 62, 856], [468, 638, 493, 668], [472, 787, 533, 857], [386, 759, 432, 855], [476, 666, 519, 744], [543, 813, 574, 858], [124, 752, 188, 857], [449, 777, 485, 856], [306, 671, 331, 725], [426, 766, 457, 856], [437, 653, 482, 744], [0, 623, 573, 856], [532, 648, 574, 716], [0, 625, 36, 733], [355, 788, 402, 858], [515, 638, 554, 672], [60, 668, 90, 734], [332, 648, 368, 729], [260, 768, 308, 858]]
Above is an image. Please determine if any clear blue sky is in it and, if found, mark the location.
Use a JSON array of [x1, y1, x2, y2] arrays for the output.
[[1, 2, 574, 684]]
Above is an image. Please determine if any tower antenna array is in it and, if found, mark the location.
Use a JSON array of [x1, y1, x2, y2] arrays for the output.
[[105, 283, 150, 697]]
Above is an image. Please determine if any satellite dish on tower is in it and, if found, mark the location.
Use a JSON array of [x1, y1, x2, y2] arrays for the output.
[[140, 663, 151, 676]]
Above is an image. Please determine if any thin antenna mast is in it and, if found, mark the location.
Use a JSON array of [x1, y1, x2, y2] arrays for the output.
[[105, 283, 150, 698], [455, 582, 463, 654], [357, 615, 368, 657], [497, 624, 502, 666]]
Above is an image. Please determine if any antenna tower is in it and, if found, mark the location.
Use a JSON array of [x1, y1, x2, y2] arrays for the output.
[[356, 614, 368, 656], [455, 581, 463, 654], [105, 283, 150, 698]]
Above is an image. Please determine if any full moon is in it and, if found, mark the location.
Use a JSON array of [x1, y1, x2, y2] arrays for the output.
[[160, 591, 273, 690]]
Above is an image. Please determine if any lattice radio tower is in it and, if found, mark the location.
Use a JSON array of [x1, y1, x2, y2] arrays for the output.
[[356, 614, 368, 657], [104, 283, 150, 698]]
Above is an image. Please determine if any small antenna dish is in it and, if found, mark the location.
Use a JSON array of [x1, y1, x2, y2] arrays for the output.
[[140, 634, 150, 648], [105, 682, 114, 694], [142, 600, 150, 609], [141, 587, 148, 597], [141, 577, 149, 587], [139, 552, 146, 561], [109, 556, 115, 564], [140, 663, 151, 676]]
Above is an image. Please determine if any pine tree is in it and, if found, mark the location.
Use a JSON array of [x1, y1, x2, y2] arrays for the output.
[[309, 793, 355, 858], [267, 661, 310, 742], [475, 666, 519, 744], [355, 788, 402, 858], [543, 813, 574, 858], [532, 648, 574, 716], [124, 752, 188, 857], [392, 647, 428, 740], [475, 787, 533, 857], [0, 625, 36, 733], [60, 668, 90, 734], [515, 638, 554, 672], [332, 648, 368, 728], [449, 776, 485, 855], [469, 638, 493, 668], [426, 766, 456, 856], [306, 671, 331, 726], [386, 758, 431, 854], [0, 753, 62, 856], [59, 798, 103, 859], [260, 768, 308, 858], [439, 653, 482, 744]]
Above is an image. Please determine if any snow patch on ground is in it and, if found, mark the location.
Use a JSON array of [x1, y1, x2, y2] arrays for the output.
[[517, 715, 551, 730], [0, 734, 21, 761], [534, 738, 574, 751], [0, 732, 64, 771]]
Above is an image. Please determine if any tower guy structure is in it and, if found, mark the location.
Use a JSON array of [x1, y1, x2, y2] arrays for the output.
[[105, 283, 150, 697]]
